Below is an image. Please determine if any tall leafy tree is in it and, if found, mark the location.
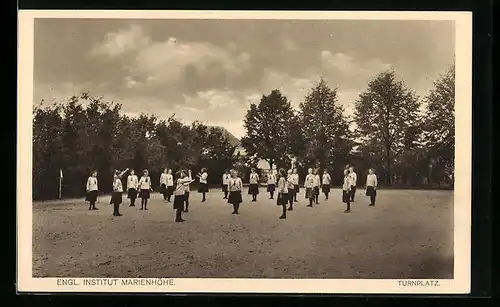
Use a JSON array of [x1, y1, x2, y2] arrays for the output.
[[354, 70, 422, 185], [299, 79, 353, 170], [241, 90, 300, 170], [423, 65, 455, 184]]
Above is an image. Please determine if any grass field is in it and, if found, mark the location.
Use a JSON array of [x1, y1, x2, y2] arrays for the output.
[[32, 188, 454, 279]]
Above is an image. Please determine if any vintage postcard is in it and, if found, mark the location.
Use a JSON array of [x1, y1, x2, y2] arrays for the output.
[[17, 10, 472, 294]]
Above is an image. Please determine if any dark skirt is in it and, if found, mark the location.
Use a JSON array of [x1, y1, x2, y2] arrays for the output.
[[85, 190, 98, 202], [267, 184, 276, 192], [366, 186, 377, 197], [222, 184, 228, 193], [228, 191, 242, 204], [288, 192, 295, 202], [248, 184, 259, 195], [294, 184, 300, 193], [322, 184, 331, 194], [127, 188, 137, 199], [198, 183, 209, 193], [139, 189, 150, 199], [173, 194, 185, 210], [277, 193, 288, 206], [313, 186, 320, 196], [305, 188, 314, 199], [342, 190, 350, 203], [159, 184, 167, 194], [110, 191, 123, 205], [166, 186, 174, 197]]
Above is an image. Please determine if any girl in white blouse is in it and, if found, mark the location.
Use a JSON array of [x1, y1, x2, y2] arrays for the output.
[[228, 169, 243, 214], [110, 168, 128, 216], [286, 169, 295, 211], [222, 170, 230, 200], [126, 169, 138, 206], [85, 170, 99, 210], [276, 168, 289, 219], [313, 168, 321, 204], [165, 169, 175, 202], [138, 169, 153, 210], [291, 168, 300, 202], [342, 169, 352, 213], [266, 170, 277, 200], [322, 170, 332, 200], [365, 168, 378, 206], [160, 168, 169, 201], [304, 168, 315, 208], [173, 170, 195, 222], [197, 168, 209, 202], [248, 168, 260, 202], [184, 169, 193, 212]]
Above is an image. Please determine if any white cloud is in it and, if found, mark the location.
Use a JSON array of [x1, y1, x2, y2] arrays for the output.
[[321, 51, 392, 80], [92, 25, 252, 88], [260, 69, 316, 108], [90, 24, 151, 57]]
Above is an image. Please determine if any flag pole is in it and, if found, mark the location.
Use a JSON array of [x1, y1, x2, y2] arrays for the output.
[[59, 169, 63, 199]]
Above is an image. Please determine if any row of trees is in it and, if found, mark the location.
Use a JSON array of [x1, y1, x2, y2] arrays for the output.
[[33, 93, 236, 200], [241, 66, 455, 186], [32, 65, 455, 200]]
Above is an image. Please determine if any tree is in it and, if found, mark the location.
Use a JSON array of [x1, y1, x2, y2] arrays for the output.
[[423, 65, 455, 184], [241, 90, 300, 170], [354, 70, 422, 185], [299, 78, 353, 170]]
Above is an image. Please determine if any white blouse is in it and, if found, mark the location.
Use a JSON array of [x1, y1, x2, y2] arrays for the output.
[[342, 176, 351, 191], [277, 177, 288, 194], [366, 174, 378, 187], [138, 176, 151, 190], [199, 172, 208, 184], [349, 172, 358, 186], [267, 174, 276, 185], [113, 177, 123, 192], [86, 176, 98, 192], [322, 173, 331, 185], [290, 173, 299, 185], [228, 177, 243, 192], [286, 175, 295, 190], [175, 177, 193, 196], [304, 174, 315, 188], [222, 174, 230, 185], [127, 175, 138, 189], [160, 173, 168, 185], [313, 174, 321, 187], [249, 173, 259, 184], [166, 174, 174, 186]]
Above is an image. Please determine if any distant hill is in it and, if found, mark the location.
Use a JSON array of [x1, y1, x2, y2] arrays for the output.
[[211, 126, 241, 147]]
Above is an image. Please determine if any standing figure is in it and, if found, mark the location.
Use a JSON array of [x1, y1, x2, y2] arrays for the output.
[[276, 168, 289, 219], [322, 170, 332, 200], [197, 168, 209, 202], [267, 170, 277, 199], [184, 169, 192, 212], [365, 168, 378, 206], [138, 169, 152, 210], [248, 168, 260, 202], [222, 170, 230, 199], [304, 168, 315, 208], [349, 166, 357, 202], [228, 169, 243, 214], [110, 168, 128, 216], [159, 168, 168, 201], [126, 169, 138, 206], [286, 169, 295, 211], [85, 170, 99, 210], [165, 169, 175, 202], [291, 168, 300, 202], [173, 170, 195, 223], [313, 168, 321, 204], [342, 169, 352, 213]]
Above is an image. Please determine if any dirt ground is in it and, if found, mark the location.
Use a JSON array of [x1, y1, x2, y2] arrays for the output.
[[32, 188, 454, 279]]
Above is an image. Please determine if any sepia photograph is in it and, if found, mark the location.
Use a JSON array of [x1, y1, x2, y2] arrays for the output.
[[17, 10, 472, 293]]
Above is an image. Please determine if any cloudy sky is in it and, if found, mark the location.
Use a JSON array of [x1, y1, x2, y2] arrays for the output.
[[33, 18, 455, 138]]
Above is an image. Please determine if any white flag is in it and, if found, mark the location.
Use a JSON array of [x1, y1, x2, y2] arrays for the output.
[[60, 169, 63, 179]]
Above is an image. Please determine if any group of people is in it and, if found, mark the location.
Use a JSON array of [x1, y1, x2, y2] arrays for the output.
[[84, 164, 378, 222]]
